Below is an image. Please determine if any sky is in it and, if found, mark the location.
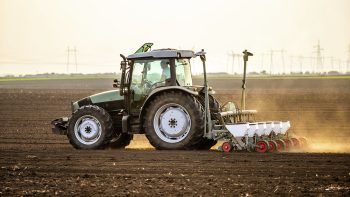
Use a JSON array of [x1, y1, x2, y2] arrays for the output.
[[0, 0, 350, 76]]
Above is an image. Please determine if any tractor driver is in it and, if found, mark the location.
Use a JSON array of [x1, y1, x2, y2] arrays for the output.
[[160, 60, 170, 81]]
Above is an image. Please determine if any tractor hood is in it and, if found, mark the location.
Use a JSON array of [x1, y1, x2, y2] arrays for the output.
[[72, 89, 125, 112]]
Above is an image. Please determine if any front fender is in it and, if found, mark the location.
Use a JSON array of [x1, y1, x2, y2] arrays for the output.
[[73, 89, 125, 113]]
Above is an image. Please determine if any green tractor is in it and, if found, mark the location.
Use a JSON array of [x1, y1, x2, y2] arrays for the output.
[[52, 43, 302, 152], [52, 43, 219, 150]]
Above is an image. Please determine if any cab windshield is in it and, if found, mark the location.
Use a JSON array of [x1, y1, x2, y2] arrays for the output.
[[130, 58, 193, 99], [131, 59, 169, 98]]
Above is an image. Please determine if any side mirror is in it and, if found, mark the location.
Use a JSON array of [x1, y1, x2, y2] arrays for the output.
[[119, 54, 128, 96], [120, 61, 127, 70]]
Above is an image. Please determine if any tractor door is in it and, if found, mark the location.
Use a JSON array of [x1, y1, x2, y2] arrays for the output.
[[129, 59, 171, 114]]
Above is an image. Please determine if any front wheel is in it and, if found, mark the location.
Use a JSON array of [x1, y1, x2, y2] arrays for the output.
[[67, 105, 113, 149], [144, 91, 204, 150]]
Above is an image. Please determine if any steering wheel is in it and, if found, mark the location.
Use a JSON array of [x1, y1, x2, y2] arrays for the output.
[[148, 80, 166, 90], [142, 79, 153, 88]]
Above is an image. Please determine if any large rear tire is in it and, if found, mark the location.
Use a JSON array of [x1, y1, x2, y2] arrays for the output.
[[67, 105, 113, 149], [109, 133, 133, 149], [144, 91, 204, 150]]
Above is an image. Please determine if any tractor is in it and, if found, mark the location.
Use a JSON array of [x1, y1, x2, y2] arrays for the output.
[[52, 43, 306, 152]]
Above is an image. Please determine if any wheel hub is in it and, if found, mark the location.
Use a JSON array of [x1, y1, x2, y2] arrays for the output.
[[85, 126, 92, 133], [154, 103, 191, 143], [168, 118, 178, 128], [74, 115, 102, 145], [159, 107, 189, 137]]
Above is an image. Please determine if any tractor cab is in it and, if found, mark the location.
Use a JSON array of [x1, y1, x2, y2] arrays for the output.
[[128, 51, 193, 94], [119, 49, 198, 115]]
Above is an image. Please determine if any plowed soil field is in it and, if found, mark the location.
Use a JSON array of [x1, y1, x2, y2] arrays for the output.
[[0, 78, 349, 196]]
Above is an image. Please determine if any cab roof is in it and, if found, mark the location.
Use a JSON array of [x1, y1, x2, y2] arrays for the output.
[[127, 49, 195, 60]]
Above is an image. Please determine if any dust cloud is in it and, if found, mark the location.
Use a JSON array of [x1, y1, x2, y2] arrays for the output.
[[302, 133, 350, 153], [126, 135, 154, 149]]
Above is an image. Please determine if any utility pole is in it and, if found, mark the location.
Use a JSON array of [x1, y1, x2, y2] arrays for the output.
[[299, 55, 303, 74], [66, 47, 70, 73], [66, 46, 78, 73], [323, 56, 333, 73], [347, 44, 350, 73], [73, 46, 78, 73], [269, 49, 274, 75], [226, 52, 230, 74], [291, 55, 308, 74], [290, 56, 294, 74], [280, 49, 285, 74], [260, 53, 265, 74], [298, 55, 303, 74], [268, 49, 285, 75], [227, 51, 235, 74], [330, 57, 334, 71], [314, 40, 324, 74], [227, 51, 242, 74]]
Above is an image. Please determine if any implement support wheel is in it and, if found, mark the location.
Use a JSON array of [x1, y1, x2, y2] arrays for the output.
[[283, 139, 293, 151], [290, 138, 300, 149], [222, 142, 233, 152], [299, 137, 308, 148], [268, 140, 278, 153], [255, 140, 270, 153], [275, 139, 286, 152]]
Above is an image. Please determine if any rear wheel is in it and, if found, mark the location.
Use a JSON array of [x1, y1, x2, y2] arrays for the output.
[[109, 133, 133, 149], [67, 105, 113, 149], [144, 91, 204, 150]]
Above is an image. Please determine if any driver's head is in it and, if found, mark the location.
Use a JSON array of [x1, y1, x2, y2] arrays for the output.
[[160, 60, 169, 69]]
